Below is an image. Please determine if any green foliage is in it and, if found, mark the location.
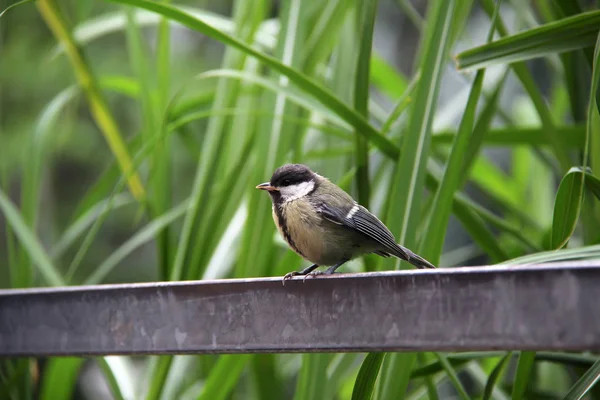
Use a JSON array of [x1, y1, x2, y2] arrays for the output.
[[2, 0, 600, 398]]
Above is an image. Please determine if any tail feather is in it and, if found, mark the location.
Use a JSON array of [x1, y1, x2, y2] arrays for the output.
[[385, 244, 436, 269]]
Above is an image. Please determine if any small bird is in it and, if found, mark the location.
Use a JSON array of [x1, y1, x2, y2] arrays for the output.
[[256, 164, 435, 281]]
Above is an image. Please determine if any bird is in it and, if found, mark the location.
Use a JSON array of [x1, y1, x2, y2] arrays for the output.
[[256, 163, 435, 282]]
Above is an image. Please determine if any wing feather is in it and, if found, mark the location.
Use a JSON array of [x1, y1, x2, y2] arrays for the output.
[[317, 202, 409, 259]]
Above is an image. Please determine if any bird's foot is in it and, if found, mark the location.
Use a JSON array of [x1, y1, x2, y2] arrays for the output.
[[282, 264, 320, 285], [302, 270, 324, 282], [282, 271, 301, 285]]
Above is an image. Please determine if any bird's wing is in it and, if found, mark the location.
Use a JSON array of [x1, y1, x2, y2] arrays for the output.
[[317, 202, 409, 259]]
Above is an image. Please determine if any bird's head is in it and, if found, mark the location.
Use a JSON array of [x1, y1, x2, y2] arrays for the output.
[[256, 164, 318, 202]]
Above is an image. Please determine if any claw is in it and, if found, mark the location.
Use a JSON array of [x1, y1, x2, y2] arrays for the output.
[[282, 271, 299, 286], [302, 270, 323, 282]]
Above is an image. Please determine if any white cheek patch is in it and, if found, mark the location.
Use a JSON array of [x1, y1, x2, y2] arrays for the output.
[[280, 180, 315, 202]]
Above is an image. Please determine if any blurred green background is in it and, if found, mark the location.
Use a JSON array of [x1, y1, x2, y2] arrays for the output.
[[2, 0, 600, 398]]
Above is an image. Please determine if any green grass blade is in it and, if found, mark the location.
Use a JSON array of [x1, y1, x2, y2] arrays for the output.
[[433, 353, 470, 400], [234, 0, 302, 280], [512, 351, 535, 400], [167, 1, 267, 282], [154, 5, 174, 282], [351, 353, 384, 400], [37, 0, 145, 201], [377, 3, 456, 397], [96, 358, 127, 400], [22, 85, 77, 233], [0, 0, 33, 18], [483, 353, 512, 400], [39, 358, 84, 400], [50, 194, 134, 260], [0, 188, 64, 286], [145, 357, 173, 400], [69, 135, 143, 222], [294, 354, 331, 400], [422, 70, 484, 264], [326, 354, 362, 399], [179, 69, 349, 128], [124, 7, 172, 281], [370, 53, 408, 100], [301, 0, 348, 72], [197, 355, 251, 400], [16, 86, 78, 287], [353, 0, 378, 207], [448, 192, 508, 262], [455, 11, 600, 70], [584, 29, 600, 241], [583, 170, 600, 201], [380, 73, 419, 137], [551, 167, 586, 249], [53, 8, 277, 61], [551, 30, 600, 248], [251, 355, 284, 400], [84, 200, 188, 285], [563, 360, 600, 400], [432, 125, 586, 148], [478, 0, 571, 171], [385, 0, 455, 254], [460, 74, 507, 183], [417, 353, 440, 400], [105, 0, 399, 160]]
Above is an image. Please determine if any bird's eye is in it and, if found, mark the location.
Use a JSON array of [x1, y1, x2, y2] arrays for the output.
[[283, 179, 291, 186]]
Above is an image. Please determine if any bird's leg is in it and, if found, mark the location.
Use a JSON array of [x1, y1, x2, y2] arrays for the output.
[[323, 259, 349, 275], [282, 264, 319, 284], [303, 259, 349, 282]]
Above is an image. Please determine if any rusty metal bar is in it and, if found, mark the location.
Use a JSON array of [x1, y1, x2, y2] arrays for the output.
[[1, 261, 599, 357]]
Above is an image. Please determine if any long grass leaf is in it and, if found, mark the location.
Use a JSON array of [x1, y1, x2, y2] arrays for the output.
[[0, 188, 64, 286], [352, 353, 384, 400], [145, 357, 173, 400], [52, 8, 277, 60], [125, 7, 172, 281], [432, 125, 586, 148], [422, 70, 484, 264], [551, 167, 586, 249], [478, 0, 570, 171], [434, 353, 470, 400], [353, 0, 378, 207], [563, 360, 600, 400], [294, 354, 331, 400], [84, 200, 188, 285], [0, 0, 33, 18], [105, 0, 399, 159], [370, 53, 409, 100], [96, 358, 128, 400], [455, 11, 600, 70], [512, 351, 536, 400], [37, 0, 145, 200], [378, 2, 457, 399], [483, 353, 512, 400], [197, 355, 251, 400], [51, 194, 134, 260], [386, 0, 455, 255], [39, 358, 84, 400]]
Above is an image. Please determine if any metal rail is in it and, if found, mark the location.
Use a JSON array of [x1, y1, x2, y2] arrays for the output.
[[1, 262, 599, 357]]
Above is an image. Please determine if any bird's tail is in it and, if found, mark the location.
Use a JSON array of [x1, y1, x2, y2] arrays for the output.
[[391, 244, 436, 269]]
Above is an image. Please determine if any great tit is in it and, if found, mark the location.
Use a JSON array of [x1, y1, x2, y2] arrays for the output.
[[256, 163, 435, 281]]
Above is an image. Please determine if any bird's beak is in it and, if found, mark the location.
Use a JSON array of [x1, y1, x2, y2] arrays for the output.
[[256, 182, 279, 192]]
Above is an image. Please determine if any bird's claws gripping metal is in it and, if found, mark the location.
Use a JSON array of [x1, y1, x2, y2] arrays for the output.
[[303, 271, 323, 282], [282, 270, 325, 285], [282, 271, 299, 285]]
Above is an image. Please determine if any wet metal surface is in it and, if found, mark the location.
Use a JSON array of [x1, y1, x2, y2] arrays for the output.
[[1, 262, 599, 356]]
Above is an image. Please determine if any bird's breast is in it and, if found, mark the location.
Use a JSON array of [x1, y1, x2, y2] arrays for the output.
[[272, 201, 326, 264]]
